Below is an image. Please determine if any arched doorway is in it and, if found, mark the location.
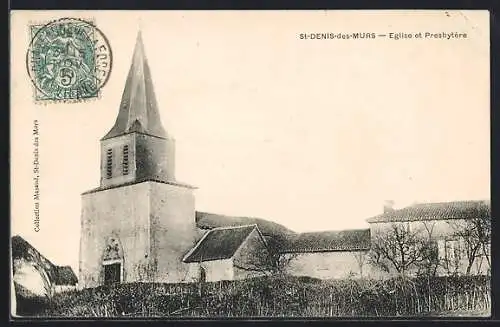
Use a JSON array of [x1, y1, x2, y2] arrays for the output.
[[102, 236, 124, 285]]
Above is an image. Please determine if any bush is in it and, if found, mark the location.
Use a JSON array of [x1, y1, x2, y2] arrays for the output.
[[15, 275, 490, 317]]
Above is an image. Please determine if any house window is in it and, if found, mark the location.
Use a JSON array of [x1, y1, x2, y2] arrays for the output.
[[106, 149, 113, 178], [122, 145, 129, 175], [445, 238, 463, 262]]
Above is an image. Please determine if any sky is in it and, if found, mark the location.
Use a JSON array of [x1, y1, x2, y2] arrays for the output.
[[10, 10, 490, 274]]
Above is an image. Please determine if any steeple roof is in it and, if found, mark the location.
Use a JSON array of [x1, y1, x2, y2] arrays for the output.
[[102, 31, 167, 140]]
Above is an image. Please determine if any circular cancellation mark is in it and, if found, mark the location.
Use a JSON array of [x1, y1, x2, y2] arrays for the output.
[[26, 17, 113, 103]]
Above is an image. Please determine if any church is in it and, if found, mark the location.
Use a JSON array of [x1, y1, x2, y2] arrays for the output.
[[78, 32, 273, 288], [78, 32, 491, 289]]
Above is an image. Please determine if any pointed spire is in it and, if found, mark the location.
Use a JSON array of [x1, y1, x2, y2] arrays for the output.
[[102, 30, 167, 140]]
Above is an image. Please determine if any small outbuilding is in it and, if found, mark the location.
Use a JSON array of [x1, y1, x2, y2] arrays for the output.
[[183, 224, 269, 282]]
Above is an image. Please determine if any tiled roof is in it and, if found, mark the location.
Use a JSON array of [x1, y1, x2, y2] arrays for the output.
[[282, 229, 371, 253], [183, 225, 259, 263], [366, 200, 491, 223], [195, 211, 295, 237]]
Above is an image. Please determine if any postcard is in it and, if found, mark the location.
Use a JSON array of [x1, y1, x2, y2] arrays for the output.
[[10, 10, 491, 318]]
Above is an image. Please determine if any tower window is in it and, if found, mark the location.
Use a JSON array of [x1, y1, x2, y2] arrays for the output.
[[106, 149, 113, 178], [122, 145, 129, 175]]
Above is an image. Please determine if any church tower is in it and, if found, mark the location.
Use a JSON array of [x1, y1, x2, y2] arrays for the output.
[[79, 32, 199, 288]]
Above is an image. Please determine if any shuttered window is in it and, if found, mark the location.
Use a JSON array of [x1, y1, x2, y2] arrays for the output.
[[106, 149, 113, 178], [122, 145, 129, 175]]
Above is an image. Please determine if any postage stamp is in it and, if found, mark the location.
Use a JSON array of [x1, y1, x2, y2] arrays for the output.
[[26, 18, 112, 103]]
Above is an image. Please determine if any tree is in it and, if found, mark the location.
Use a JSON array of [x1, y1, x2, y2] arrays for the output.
[[264, 235, 299, 275], [416, 221, 439, 277], [448, 215, 491, 275], [368, 223, 434, 277], [353, 251, 368, 278], [233, 234, 298, 276]]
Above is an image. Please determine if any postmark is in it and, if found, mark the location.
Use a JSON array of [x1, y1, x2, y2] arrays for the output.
[[26, 18, 112, 103]]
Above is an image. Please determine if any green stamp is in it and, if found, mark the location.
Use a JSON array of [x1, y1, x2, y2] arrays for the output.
[[26, 18, 112, 102]]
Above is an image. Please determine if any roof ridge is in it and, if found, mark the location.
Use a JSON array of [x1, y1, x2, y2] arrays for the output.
[[197, 211, 268, 221], [298, 228, 370, 235], [366, 199, 491, 223], [413, 199, 489, 206], [210, 224, 258, 231]]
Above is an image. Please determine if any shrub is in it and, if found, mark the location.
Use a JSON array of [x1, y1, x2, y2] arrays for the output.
[[15, 275, 490, 318]]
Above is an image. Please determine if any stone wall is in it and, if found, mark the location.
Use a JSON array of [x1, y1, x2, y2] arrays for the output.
[[135, 134, 175, 182], [80, 180, 200, 288], [201, 259, 234, 282], [186, 259, 235, 283], [79, 182, 151, 288], [285, 251, 372, 279], [149, 182, 199, 283]]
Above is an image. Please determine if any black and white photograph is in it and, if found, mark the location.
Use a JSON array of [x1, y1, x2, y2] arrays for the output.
[[10, 10, 491, 318]]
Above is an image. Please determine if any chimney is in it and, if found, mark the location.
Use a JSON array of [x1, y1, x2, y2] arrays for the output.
[[383, 200, 395, 213]]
